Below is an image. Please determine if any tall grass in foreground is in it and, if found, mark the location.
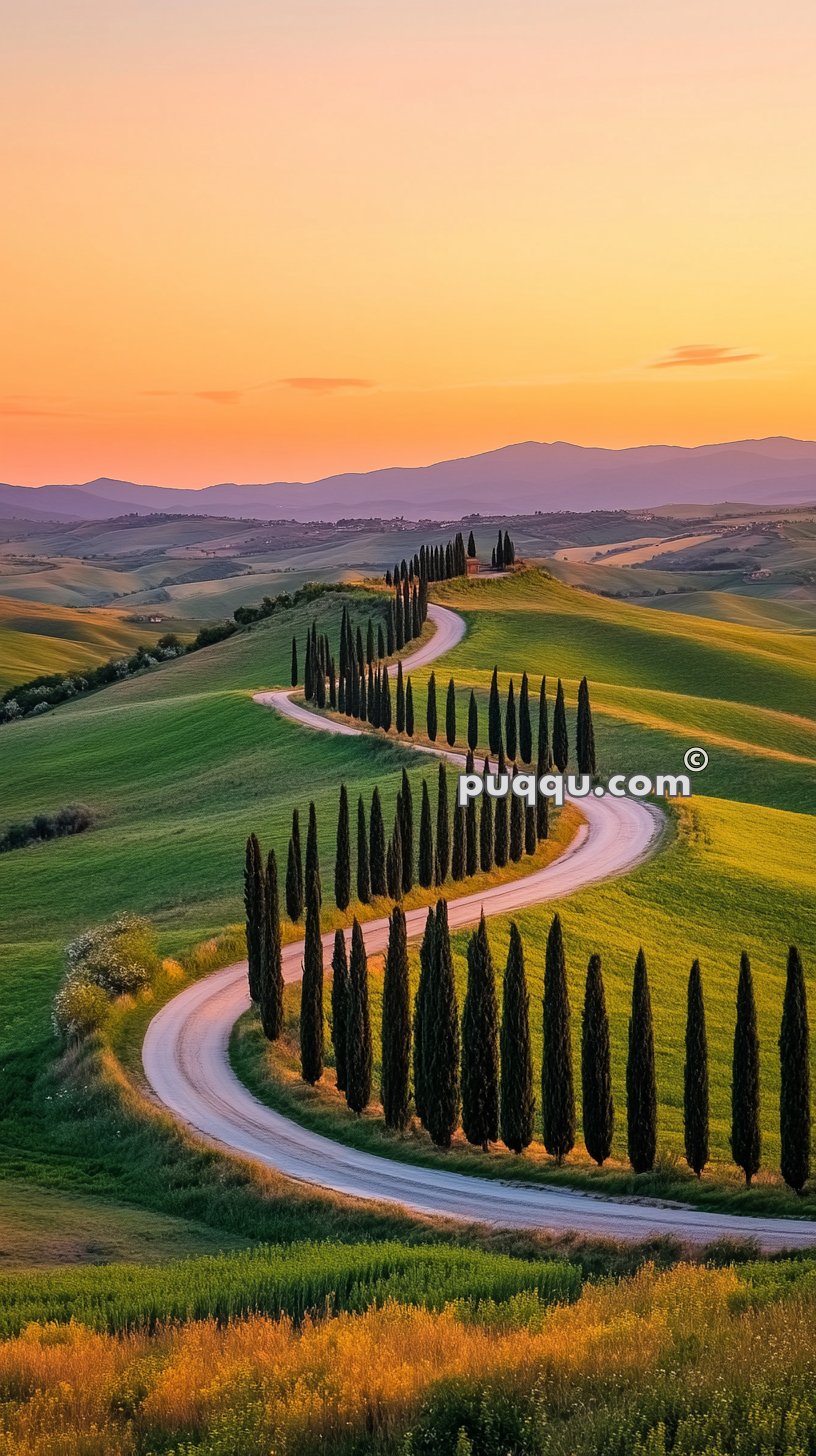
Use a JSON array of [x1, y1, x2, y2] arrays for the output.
[[0, 1262, 815, 1453]]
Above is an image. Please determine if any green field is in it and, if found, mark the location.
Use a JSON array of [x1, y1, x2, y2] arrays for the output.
[[0, 595, 185, 692]]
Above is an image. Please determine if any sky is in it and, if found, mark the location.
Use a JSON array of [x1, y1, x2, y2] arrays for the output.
[[2, 0, 815, 487]]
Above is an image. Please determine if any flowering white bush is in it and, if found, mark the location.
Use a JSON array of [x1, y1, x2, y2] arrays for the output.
[[56, 913, 159, 1041], [53, 978, 110, 1041]]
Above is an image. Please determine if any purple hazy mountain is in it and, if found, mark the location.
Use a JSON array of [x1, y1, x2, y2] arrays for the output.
[[2, 438, 816, 523]]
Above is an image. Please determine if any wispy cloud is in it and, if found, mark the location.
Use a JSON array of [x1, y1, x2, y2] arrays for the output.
[[651, 344, 762, 369], [277, 377, 376, 394], [140, 377, 376, 403]]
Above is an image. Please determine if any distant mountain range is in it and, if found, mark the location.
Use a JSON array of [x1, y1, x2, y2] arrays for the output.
[[3, 438, 816, 524]]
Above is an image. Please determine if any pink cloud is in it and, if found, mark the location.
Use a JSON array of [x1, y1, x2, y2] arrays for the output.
[[651, 345, 762, 369], [278, 377, 376, 394]]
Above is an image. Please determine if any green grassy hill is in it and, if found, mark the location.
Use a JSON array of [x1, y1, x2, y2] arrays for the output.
[[0, 596, 185, 692]]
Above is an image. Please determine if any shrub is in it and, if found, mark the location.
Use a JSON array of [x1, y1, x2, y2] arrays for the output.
[[52, 979, 110, 1042], [55, 914, 160, 1043], [0, 804, 95, 854]]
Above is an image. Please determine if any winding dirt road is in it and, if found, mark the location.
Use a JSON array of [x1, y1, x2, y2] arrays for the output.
[[142, 605, 816, 1249]]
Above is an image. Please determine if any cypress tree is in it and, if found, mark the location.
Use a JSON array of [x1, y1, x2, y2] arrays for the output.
[[386, 819, 403, 901], [467, 529, 476, 557], [494, 746, 509, 867], [366, 618, 374, 665], [338, 673, 345, 714], [328, 658, 336, 709], [509, 767, 524, 861], [334, 784, 351, 911], [356, 795, 371, 904], [425, 900, 460, 1147], [504, 530, 513, 566], [382, 906, 411, 1130], [576, 676, 597, 776], [331, 929, 350, 1092], [451, 803, 465, 880], [461, 913, 499, 1150], [553, 679, 568, 772], [305, 800, 321, 905], [259, 849, 284, 1039], [395, 592, 404, 650], [412, 585, 421, 638], [780, 945, 810, 1193], [345, 919, 372, 1114], [368, 662, 378, 726], [626, 948, 657, 1173], [413, 908, 436, 1126], [291, 635, 298, 687], [505, 679, 517, 761], [581, 954, 613, 1165], [299, 872, 324, 1084], [491, 545, 496, 568], [418, 780, 435, 887], [369, 788, 387, 896], [355, 624, 365, 675], [427, 671, 438, 740], [519, 672, 532, 764], [402, 577, 411, 637], [399, 768, 413, 891], [537, 675, 549, 769], [500, 922, 535, 1153], [446, 677, 457, 747], [314, 657, 326, 708], [466, 691, 478, 752], [387, 601, 396, 655], [396, 661, 405, 732], [731, 952, 761, 1187], [488, 666, 502, 755], [304, 632, 313, 700], [465, 768, 478, 876], [244, 833, 265, 1003], [435, 761, 450, 883], [496, 529, 505, 570], [405, 678, 415, 736], [381, 668, 392, 731], [524, 800, 536, 856], [479, 755, 494, 871], [541, 913, 576, 1163], [287, 809, 304, 920], [684, 959, 709, 1177]]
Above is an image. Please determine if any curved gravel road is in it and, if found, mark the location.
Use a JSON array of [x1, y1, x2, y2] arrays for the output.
[[143, 605, 816, 1249]]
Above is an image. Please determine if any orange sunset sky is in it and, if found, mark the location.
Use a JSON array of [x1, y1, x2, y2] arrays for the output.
[[2, 1, 815, 487]]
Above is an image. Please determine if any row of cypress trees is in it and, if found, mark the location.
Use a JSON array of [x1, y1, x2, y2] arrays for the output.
[[385, 532, 468, 588], [243, 833, 284, 1040], [295, 585, 428, 716], [421, 668, 595, 776], [491, 530, 516, 570]]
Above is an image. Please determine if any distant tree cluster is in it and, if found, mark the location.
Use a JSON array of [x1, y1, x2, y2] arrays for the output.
[[297, 591, 426, 720], [491, 530, 516, 571], [0, 803, 94, 854]]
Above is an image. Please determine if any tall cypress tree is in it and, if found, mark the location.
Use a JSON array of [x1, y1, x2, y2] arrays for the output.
[[396, 661, 405, 733], [467, 690, 478, 751], [386, 817, 403, 901], [494, 747, 509, 868], [496, 529, 505, 570], [382, 906, 411, 1130], [576, 676, 597, 776], [413, 908, 436, 1126], [446, 677, 457, 747], [369, 788, 386, 896], [500, 922, 535, 1153], [304, 631, 313, 700], [504, 529, 513, 565], [480, 755, 494, 872], [467, 529, 476, 557], [626, 948, 657, 1173], [552, 679, 568, 772], [518, 671, 532, 763], [425, 900, 460, 1147], [395, 591, 404, 650], [260, 848, 284, 1040], [451, 802, 466, 880], [345, 919, 372, 1114], [287, 809, 304, 920], [435, 760, 450, 883], [381, 668, 392, 731], [536, 756, 549, 841], [299, 872, 324, 1084], [244, 833, 265, 1003], [684, 959, 709, 1177], [541, 913, 575, 1163], [509, 768, 524, 862], [524, 800, 536, 856], [731, 951, 761, 1187], [505, 679, 517, 761], [378, 622, 385, 660], [356, 795, 371, 904], [418, 780, 435, 888], [465, 758, 478, 877], [366, 617, 374, 665], [291, 635, 298, 687], [426, 671, 437, 741], [780, 945, 810, 1193], [334, 784, 351, 911], [537, 675, 549, 770], [400, 768, 413, 892], [305, 800, 321, 906], [405, 678, 415, 737], [581, 954, 613, 1165], [461, 914, 499, 1150], [488, 666, 502, 755], [331, 929, 350, 1092], [387, 601, 396, 655]]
